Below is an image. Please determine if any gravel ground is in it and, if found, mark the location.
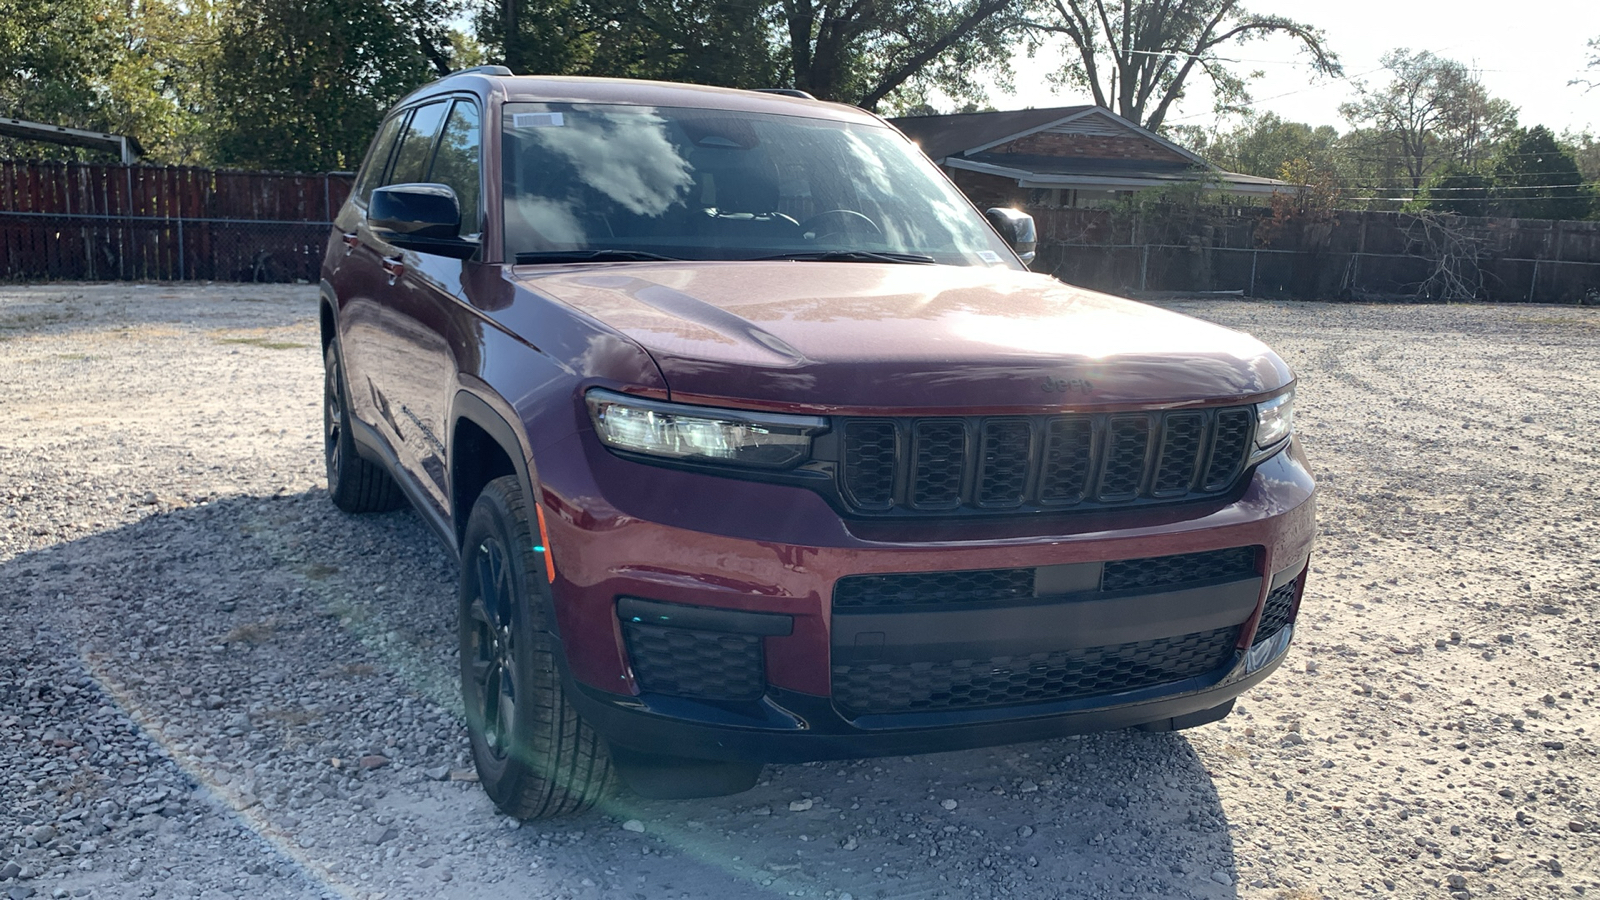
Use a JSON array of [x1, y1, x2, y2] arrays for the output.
[[1, 283, 1597, 900]]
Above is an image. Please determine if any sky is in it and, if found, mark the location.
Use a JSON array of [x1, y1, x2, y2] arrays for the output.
[[991, 0, 1600, 137]]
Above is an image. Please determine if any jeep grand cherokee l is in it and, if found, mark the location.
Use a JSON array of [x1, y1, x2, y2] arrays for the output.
[[319, 68, 1316, 818]]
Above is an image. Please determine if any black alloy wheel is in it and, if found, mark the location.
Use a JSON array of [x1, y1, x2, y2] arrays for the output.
[[322, 341, 403, 513], [459, 476, 613, 818]]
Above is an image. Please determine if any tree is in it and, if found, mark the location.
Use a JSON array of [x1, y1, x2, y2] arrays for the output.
[[781, 0, 1022, 109], [1339, 49, 1517, 195], [212, 0, 449, 171], [1411, 162, 1491, 217], [0, 0, 122, 152], [1573, 37, 1598, 92], [486, 0, 784, 90], [1490, 126, 1593, 221], [1025, 0, 1339, 132], [485, 0, 1021, 111], [1194, 113, 1342, 180], [102, 0, 224, 165]]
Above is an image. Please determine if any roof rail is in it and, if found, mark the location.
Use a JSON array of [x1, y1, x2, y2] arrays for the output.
[[450, 65, 513, 77], [753, 89, 816, 100]]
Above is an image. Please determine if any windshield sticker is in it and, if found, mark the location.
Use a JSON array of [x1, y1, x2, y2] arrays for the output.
[[977, 250, 1002, 264], [512, 112, 565, 128]]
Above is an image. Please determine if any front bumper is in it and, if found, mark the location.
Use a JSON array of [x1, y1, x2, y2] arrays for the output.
[[532, 428, 1315, 762]]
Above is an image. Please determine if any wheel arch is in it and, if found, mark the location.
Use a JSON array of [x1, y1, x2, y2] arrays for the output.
[[318, 279, 338, 352], [450, 391, 538, 551]]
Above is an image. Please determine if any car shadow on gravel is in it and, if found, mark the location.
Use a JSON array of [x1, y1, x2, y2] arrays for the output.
[[4, 491, 1247, 900]]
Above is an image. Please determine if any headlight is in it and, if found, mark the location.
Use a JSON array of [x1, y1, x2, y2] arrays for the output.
[[1254, 390, 1294, 452], [585, 389, 827, 469]]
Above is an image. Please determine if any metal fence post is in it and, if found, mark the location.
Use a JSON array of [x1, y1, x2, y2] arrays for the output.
[[1529, 260, 1538, 302], [177, 215, 185, 281], [1248, 250, 1258, 297], [1139, 244, 1149, 292]]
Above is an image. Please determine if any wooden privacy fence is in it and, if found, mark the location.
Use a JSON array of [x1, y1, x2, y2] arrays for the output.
[[1031, 207, 1600, 304], [0, 160, 354, 283]]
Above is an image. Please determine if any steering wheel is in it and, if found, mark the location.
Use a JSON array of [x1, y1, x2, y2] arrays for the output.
[[799, 209, 882, 241]]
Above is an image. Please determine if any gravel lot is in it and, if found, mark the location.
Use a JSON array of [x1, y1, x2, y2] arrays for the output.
[[2, 283, 1597, 900]]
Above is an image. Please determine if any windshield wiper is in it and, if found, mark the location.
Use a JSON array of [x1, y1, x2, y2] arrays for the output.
[[751, 250, 937, 264], [515, 249, 681, 264]]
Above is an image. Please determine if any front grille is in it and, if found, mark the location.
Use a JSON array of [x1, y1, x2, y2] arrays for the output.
[[833, 547, 1259, 611], [1252, 578, 1299, 645], [1101, 547, 1259, 593], [838, 407, 1253, 516], [622, 622, 765, 701], [832, 626, 1239, 715]]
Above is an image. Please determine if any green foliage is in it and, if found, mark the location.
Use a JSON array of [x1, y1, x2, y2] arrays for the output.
[[485, 0, 784, 89], [1489, 126, 1594, 221], [211, 0, 447, 171], [1026, 0, 1340, 131], [1410, 163, 1491, 217], [1194, 113, 1342, 180], [0, 0, 122, 155], [1339, 49, 1518, 194]]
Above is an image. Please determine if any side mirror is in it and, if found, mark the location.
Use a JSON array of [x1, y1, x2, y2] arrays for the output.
[[370, 183, 477, 259], [985, 207, 1037, 265]]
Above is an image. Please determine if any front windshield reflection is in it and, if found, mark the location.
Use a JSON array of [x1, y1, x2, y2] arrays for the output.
[[500, 103, 1019, 268]]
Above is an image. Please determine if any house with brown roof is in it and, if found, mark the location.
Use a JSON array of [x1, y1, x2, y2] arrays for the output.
[[889, 105, 1285, 210]]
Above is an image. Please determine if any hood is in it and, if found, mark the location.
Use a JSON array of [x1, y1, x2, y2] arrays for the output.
[[512, 262, 1291, 414]]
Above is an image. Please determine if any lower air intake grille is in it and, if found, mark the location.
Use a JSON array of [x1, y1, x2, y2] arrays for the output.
[[1101, 547, 1259, 593], [1252, 578, 1299, 645], [831, 626, 1239, 716], [622, 622, 765, 701], [833, 568, 1035, 610]]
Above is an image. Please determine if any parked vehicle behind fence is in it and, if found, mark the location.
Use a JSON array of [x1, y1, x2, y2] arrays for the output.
[[319, 68, 1316, 818]]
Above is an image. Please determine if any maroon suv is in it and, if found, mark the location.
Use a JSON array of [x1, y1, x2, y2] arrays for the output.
[[320, 68, 1315, 818]]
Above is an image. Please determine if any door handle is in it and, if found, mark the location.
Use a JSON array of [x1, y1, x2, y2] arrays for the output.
[[342, 232, 359, 254], [381, 256, 405, 279]]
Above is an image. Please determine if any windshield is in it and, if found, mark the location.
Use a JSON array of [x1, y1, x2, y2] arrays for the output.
[[500, 103, 1020, 268]]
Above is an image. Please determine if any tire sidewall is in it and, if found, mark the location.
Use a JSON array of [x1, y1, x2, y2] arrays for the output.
[[458, 479, 551, 808]]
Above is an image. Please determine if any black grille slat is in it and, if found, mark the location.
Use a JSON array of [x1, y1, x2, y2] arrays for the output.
[[1098, 415, 1151, 500], [841, 420, 897, 509], [1101, 547, 1259, 593], [1038, 416, 1093, 504], [836, 407, 1254, 516], [1152, 412, 1204, 495], [1252, 578, 1299, 645], [622, 622, 765, 700], [1203, 409, 1254, 491], [911, 420, 967, 508], [977, 419, 1032, 506], [833, 568, 1036, 610], [832, 627, 1239, 715]]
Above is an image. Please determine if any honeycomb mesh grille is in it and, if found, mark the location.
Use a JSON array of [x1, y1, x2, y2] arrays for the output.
[[832, 627, 1239, 715], [838, 408, 1252, 516], [1098, 415, 1151, 499], [841, 420, 897, 509], [1101, 547, 1259, 593], [1253, 578, 1299, 645], [1203, 409, 1254, 490], [833, 568, 1036, 610], [1038, 416, 1093, 504], [911, 421, 967, 508], [977, 419, 1032, 506], [622, 622, 765, 701], [1152, 412, 1204, 494]]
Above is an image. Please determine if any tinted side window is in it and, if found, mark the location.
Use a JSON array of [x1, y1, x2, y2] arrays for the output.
[[428, 101, 482, 237], [388, 101, 449, 185], [353, 114, 404, 205]]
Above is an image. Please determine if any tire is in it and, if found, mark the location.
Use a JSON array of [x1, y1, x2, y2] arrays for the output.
[[323, 342, 404, 513], [460, 475, 614, 818]]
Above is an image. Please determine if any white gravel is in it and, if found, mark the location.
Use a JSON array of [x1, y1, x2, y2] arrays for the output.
[[2, 283, 1597, 900]]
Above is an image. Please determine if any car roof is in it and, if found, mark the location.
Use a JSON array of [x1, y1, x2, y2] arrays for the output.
[[398, 73, 882, 126]]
